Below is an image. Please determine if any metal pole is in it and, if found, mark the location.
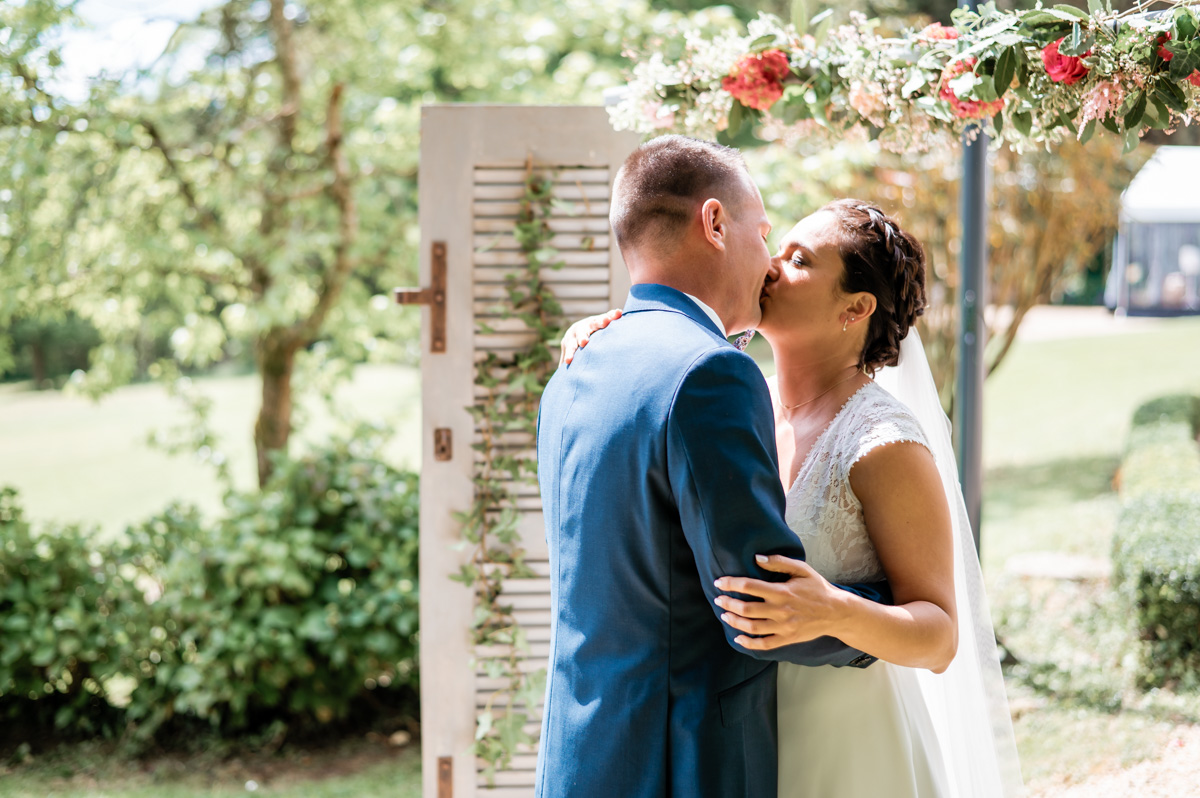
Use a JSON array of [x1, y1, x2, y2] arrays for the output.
[[955, 130, 987, 554], [955, 1, 987, 554]]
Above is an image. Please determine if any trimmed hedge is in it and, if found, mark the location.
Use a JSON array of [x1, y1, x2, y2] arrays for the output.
[[0, 424, 420, 741], [1112, 394, 1200, 689]]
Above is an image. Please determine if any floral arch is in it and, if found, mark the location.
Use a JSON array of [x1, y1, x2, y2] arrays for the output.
[[608, 2, 1200, 154]]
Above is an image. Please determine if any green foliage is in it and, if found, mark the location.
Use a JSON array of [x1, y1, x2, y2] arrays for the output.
[[0, 424, 419, 740], [3, 313, 102, 386], [1129, 393, 1200, 430], [0, 489, 134, 736], [1, 0, 689, 481], [1112, 394, 1200, 689]]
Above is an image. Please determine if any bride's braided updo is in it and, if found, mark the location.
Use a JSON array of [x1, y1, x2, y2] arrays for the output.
[[821, 199, 927, 375]]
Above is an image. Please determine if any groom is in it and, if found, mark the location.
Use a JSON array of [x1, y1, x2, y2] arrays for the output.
[[534, 135, 891, 798]]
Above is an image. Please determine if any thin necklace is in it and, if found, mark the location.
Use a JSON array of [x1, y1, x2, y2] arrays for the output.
[[780, 368, 863, 411]]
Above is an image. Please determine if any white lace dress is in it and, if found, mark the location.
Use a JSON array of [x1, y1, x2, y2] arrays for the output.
[[777, 381, 951, 798]]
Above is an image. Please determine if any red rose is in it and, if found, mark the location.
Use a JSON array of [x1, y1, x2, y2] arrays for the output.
[[939, 58, 1006, 120], [721, 49, 791, 111], [1156, 32, 1200, 85], [1157, 33, 1172, 61], [1042, 37, 1090, 85]]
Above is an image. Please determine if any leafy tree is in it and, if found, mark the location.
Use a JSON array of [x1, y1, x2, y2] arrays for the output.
[[0, 0, 696, 485]]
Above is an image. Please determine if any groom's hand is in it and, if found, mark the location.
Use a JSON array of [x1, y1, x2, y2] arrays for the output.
[[713, 554, 850, 651]]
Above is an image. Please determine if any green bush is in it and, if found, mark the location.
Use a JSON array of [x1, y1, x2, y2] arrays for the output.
[[1113, 494, 1200, 689], [0, 424, 420, 741], [1113, 395, 1200, 689], [0, 490, 138, 735], [1129, 394, 1200, 430]]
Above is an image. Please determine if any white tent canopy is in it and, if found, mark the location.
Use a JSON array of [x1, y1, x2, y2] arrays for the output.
[[1108, 145, 1200, 313], [1121, 145, 1200, 224]]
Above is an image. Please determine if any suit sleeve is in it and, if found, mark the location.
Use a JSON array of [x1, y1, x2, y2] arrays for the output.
[[666, 348, 891, 667]]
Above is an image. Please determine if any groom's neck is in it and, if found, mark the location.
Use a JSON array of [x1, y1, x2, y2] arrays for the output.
[[628, 259, 732, 334]]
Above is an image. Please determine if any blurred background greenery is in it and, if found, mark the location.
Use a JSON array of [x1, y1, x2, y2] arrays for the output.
[[3, 0, 1200, 795]]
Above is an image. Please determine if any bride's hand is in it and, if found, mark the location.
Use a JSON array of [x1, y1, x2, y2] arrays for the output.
[[559, 309, 622, 365], [713, 555, 851, 650]]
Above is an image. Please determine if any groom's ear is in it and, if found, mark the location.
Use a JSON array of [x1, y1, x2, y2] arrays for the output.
[[700, 198, 726, 252]]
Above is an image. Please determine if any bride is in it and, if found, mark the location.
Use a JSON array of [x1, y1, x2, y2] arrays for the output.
[[561, 200, 1023, 797]]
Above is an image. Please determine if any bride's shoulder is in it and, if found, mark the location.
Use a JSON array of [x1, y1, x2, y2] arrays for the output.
[[842, 382, 931, 458]]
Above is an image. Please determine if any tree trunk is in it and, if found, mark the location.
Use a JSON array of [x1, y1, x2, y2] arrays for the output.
[[29, 339, 47, 389], [254, 332, 298, 487]]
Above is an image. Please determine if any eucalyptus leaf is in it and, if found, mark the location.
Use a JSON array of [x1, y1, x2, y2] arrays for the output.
[[1123, 91, 1147, 130], [994, 47, 1017, 97], [811, 8, 834, 45], [1013, 111, 1033, 137], [1156, 81, 1188, 112], [902, 71, 929, 98], [1149, 97, 1172, 130], [1123, 126, 1142, 154], [1078, 118, 1097, 144], [791, 0, 809, 35], [1059, 25, 1094, 57], [949, 72, 980, 97], [747, 33, 780, 52], [1052, 4, 1091, 20]]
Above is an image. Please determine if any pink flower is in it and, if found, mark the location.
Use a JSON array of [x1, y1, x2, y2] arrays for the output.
[[721, 49, 791, 111], [848, 82, 887, 122], [939, 58, 1006, 120], [1079, 80, 1126, 128], [919, 23, 960, 41], [1042, 38, 1091, 85], [641, 102, 675, 130]]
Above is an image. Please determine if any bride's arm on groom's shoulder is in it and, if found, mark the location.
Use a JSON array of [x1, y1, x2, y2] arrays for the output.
[[558, 309, 621, 365], [716, 441, 958, 673]]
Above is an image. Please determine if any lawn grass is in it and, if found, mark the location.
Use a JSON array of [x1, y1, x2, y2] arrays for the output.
[[978, 315, 1200, 791], [0, 738, 421, 798], [0, 364, 421, 538]]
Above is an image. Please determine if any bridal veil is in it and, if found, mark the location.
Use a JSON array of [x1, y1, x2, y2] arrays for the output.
[[875, 329, 1025, 797]]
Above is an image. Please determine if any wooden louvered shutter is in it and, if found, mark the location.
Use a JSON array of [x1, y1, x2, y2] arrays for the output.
[[413, 106, 638, 798]]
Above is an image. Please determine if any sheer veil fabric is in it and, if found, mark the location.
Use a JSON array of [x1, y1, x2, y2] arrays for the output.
[[874, 329, 1025, 797]]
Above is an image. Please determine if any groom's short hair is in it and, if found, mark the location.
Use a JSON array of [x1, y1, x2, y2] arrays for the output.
[[610, 135, 750, 254]]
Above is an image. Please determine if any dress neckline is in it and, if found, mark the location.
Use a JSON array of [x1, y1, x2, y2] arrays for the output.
[[784, 380, 876, 496]]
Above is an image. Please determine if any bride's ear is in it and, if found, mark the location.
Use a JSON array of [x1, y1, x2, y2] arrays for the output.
[[845, 293, 877, 323]]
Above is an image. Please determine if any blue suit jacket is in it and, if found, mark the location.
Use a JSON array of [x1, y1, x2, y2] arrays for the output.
[[534, 284, 891, 798]]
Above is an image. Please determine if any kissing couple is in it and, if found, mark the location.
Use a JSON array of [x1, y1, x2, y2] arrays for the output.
[[533, 136, 1024, 797]]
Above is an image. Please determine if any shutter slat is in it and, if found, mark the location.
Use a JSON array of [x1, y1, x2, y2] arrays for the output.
[[474, 233, 609, 251], [474, 167, 610, 184], [474, 217, 610, 234], [473, 200, 610, 218]]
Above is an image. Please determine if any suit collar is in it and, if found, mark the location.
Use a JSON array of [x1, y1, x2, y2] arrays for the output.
[[623, 284, 729, 341]]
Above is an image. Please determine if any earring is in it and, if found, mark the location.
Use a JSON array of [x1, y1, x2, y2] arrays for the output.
[[843, 316, 854, 332]]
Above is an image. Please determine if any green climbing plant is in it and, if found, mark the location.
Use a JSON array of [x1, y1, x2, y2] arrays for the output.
[[451, 165, 569, 781]]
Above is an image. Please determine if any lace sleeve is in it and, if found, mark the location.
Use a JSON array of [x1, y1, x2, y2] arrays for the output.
[[843, 392, 934, 479]]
